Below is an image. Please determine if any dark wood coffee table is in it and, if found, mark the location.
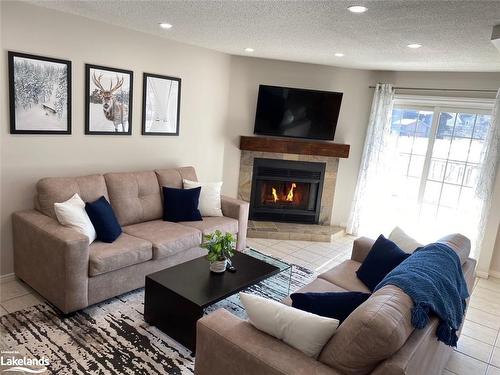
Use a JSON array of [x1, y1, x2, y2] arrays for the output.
[[144, 251, 289, 353]]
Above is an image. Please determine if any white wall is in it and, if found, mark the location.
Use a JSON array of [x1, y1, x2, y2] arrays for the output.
[[0, 2, 231, 275], [222, 56, 378, 227], [2, 1, 500, 277]]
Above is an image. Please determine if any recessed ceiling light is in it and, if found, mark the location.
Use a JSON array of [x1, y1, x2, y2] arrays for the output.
[[159, 23, 173, 29], [334, 53, 345, 57], [407, 43, 422, 49], [348, 5, 368, 13], [244, 47, 255, 53]]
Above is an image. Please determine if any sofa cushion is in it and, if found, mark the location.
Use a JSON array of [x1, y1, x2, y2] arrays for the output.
[[389, 227, 423, 253], [162, 186, 202, 222], [180, 216, 238, 236], [37, 174, 108, 219], [85, 196, 122, 243], [437, 233, 471, 265], [123, 220, 202, 259], [318, 260, 371, 293], [104, 171, 163, 226], [89, 233, 153, 276], [155, 166, 198, 189], [318, 285, 414, 375], [283, 278, 347, 306], [291, 291, 371, 324], [240, 292, 339, 358], [356, 235, 410, 291]]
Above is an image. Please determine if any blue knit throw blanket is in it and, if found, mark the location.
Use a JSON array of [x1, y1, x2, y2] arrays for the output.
[[374, 243, 469, 347]]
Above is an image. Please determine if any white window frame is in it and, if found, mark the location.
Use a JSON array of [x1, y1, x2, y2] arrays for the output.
[[392, 95, 494, 212]]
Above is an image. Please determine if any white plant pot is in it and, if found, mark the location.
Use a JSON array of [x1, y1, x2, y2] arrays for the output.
[[210, 259, 227, 273]]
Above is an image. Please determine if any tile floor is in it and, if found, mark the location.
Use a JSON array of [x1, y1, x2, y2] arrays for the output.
[[0, 234, 499, 375]]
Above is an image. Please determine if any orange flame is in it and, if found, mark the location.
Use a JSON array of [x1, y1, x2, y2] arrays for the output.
[[272, 187, 278, 202], [286, 183, 297, 202]]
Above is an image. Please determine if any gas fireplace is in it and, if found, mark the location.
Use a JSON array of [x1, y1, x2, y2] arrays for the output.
[[249, 158, 326, 224]]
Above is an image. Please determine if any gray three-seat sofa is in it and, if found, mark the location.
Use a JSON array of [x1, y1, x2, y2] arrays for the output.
[[12, 166, 249, 314]]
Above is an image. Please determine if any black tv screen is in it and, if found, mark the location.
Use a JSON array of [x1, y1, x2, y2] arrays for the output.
[[254, 85, 343, 140]]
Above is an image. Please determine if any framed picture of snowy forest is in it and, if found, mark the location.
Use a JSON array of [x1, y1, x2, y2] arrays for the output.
[[142, 73, 181, 136], [85, 64, 133, 135], [8, 52, 71, 134]]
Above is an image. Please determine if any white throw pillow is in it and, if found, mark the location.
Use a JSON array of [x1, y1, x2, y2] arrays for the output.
[[239, 292, 339, 358], [54, 193, 96, 244], [389, 226, 422, 253], [183, 179, 223, 217]]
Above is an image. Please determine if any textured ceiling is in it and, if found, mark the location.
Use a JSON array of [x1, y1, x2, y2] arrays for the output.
[[31, 0, 500, 71]]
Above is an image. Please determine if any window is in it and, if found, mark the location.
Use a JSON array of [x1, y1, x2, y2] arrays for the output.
[[388, 96, 493, 247]]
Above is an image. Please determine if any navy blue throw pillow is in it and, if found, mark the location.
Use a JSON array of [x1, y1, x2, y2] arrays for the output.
[[291, 291, 371, 323], [356, 234, 410, 291], [85, 196, 122, 243], [162, 186, 202, 222]]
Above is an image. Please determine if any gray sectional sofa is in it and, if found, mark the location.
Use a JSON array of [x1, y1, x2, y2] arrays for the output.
[[12, 166, 249, 314], [195, 234, 475, 375]]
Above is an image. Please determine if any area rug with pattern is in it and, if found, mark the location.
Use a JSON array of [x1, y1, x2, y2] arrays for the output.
[[0, 260, 314, 375]]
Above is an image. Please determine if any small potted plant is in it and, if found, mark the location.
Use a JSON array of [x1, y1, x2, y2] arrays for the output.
[[201, 230, 236, 273]]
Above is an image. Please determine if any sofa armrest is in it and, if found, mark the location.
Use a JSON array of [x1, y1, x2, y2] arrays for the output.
[[12, 210, 90, 314], [351, 236, 375, 263], [221, 195, 249, 251], [195, 309, 340, 375]]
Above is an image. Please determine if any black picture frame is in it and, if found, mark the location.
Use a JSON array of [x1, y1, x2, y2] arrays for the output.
[[85, 64, 133, 135], [142, 72, 181, 136], [8, 51, 72, 135]]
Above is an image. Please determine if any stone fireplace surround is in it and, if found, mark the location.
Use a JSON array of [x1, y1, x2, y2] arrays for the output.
[[238, 136, 350, 242]]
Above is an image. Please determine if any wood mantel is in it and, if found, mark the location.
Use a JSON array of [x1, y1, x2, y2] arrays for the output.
[[239, 136, 350, 158]]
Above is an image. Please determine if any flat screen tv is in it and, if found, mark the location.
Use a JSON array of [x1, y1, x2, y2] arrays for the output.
[[254, 85, 343, 141]]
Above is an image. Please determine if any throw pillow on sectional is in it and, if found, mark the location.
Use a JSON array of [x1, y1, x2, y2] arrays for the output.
[[85, 196, 122, 243], [356, 234, 410, 291], [162, 186, 203, 222], [291, 291, 371, 323]]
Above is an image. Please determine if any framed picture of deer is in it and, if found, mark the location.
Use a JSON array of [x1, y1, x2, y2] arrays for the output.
[[142, 73, 181, 136], [85, 64, 133, 135], [8, 51, 71, 134]]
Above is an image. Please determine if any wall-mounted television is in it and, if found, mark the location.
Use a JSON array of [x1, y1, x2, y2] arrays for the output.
[[253, 85, 343, 141]]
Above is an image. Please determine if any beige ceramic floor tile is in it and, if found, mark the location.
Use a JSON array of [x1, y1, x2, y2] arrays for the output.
[[0, 280, 32, 302], [445, 351, 487, 375], [461, 320, 498, 345], [487, 366, 500, 375], [491, 348, 500, 368], [456, 334, 493, 362], [2, 293, 44, 313], [470, 296, 500, 317], [270, 242, 301, 254], [466, 307, 500, 330], [441, 370, 456, 375]]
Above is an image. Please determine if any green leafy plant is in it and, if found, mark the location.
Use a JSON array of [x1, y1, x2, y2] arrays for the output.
[[201, 230, 236, 262]]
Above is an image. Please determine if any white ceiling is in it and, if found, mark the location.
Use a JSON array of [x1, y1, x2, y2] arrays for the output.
[[32, 0, 500, 72]]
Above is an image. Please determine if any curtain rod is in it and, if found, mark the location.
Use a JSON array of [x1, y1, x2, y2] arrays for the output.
[[368, 85, 498, 93]]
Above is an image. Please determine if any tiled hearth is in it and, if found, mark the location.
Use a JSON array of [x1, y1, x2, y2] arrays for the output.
[[247, 220, 344, 241]]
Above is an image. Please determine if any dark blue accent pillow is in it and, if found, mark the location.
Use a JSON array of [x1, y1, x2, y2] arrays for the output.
[[85, 196, 122, 243], [356, 234, 410, 291], [162, 186, 202, 222], [291, 291, 371, 323]]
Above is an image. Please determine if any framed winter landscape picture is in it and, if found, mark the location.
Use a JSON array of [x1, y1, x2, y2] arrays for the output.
[[142, 73, 181, 135], [8, 51, 71, 134], [85, 64, 133, 135]]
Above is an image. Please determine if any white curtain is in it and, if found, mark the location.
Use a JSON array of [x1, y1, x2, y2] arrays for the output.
[[474, 89, 500, 259], [347, 83, 395, 236]]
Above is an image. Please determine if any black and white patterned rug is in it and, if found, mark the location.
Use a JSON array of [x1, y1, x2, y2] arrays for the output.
[[1, 261, 313, 374]]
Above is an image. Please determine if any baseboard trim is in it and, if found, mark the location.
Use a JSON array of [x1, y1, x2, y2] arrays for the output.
[[0, 273, 16, 283], [476, 270, 489, 279], [488, 270, 500, 279]]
